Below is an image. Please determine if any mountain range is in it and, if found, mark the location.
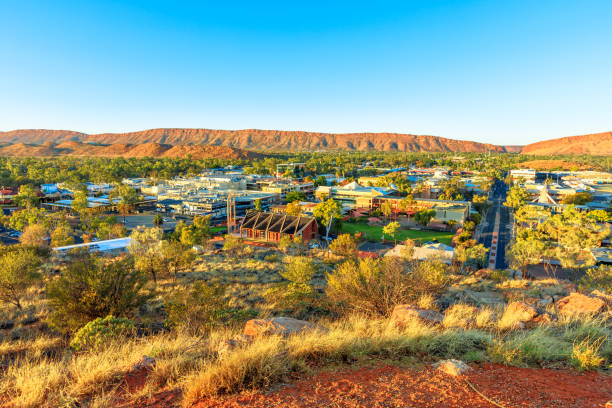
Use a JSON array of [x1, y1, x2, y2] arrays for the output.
[[0, 128, 610, 157]]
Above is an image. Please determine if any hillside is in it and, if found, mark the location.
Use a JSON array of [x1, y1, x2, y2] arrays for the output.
[[0, 141, 262, 160], [0, 128, 512, 153], [522, 131, 612, 155]]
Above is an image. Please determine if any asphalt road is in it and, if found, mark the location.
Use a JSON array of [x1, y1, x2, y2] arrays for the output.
[[478, 180, 512, 269]]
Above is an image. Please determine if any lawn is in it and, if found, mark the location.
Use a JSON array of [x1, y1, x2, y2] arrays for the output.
[[341, 222, 454, 245]]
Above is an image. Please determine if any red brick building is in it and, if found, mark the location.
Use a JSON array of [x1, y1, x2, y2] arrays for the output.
[[239, 211, 318, 242]]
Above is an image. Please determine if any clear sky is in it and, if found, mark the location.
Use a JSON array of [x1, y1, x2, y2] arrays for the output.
[[1, 1, 611, 145]]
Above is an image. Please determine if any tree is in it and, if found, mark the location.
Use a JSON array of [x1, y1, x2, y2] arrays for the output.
[[15, 184, 39, 208], [128, 226, 163, 282], [265, 256, 318, 312], [587, 209, 611, 223], [329, 233, 358, 258], [253, 199, 263, 212], [414, 209, 436, 226], [383, 221, 400, 244], [313, 198, 343, 232], [0, 248, 42, 309], [455, 243, 489, 272], [285, 201, 302, 216], [562, 192, 593, 205], [158, 240, 196, 280], [504, 185, 529, 210], [8, 207, 49, 231], [380, 201, 393, 220], [114, 184, 139, 223], [506, 239, 545, 278], [47, 256, 149, 334], [19, 224, 48, 247], [398, 195, 416, 212], [153, 213, 164, 227], [399, 239, 415, 260], [50, 223, 74, 247], [286, 191, 306, 203], [71, 190, 89, 214]]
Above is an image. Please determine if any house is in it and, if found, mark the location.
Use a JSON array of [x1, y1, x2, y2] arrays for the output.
[[0, 187, 16, 205], [239, 211, 318, 242], [316, 181, 396, 208]]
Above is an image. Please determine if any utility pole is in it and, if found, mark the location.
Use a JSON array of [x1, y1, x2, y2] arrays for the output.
[[227, 193, 236, 234]]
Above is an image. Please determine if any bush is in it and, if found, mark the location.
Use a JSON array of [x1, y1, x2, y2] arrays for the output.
[[578, 265, 612, 293], [165, 281, 250, 332], [329, 234, 358, 258], [571, 337, 605, 371], [264, 256, 318, 314], [46, 255, 149, 334], [70, 315, 134, 352]]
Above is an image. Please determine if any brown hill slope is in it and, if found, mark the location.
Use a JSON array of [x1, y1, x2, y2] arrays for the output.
[[0, 141, 262, 160], [0, 128, 510, 153], [522, 131, 612, 155]]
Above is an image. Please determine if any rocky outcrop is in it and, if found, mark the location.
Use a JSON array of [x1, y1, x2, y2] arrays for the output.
[[0, 128, 512, 153], [243, 317, 328, 338], [522, 131, 612, 155], [557, 292, 607, 316]]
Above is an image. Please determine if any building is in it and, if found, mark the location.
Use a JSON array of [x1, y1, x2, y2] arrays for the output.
[[239, 211, 318, 242], [372, 196, 471, 225], [315, 182, 397, 208], [0, 187, 16, 205]]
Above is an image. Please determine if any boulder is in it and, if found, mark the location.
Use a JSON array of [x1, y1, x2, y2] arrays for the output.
[[243, 317, 327, 338], [474, 269, 493, 279], [590, 290, 612, 308], [434, 359, 471, 376], [557, 292, 606, 316], [499, 301, 546, 329], [391, 304, 444, 326]]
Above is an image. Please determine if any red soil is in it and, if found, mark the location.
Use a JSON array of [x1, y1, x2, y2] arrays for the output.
[[189, 364, 612, 408]]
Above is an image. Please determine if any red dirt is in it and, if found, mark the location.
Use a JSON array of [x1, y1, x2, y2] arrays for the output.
[[118, 363, 612, 408], [190, 364, 612, 408]]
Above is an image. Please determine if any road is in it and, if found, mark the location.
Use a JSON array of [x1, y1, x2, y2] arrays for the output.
[[477, 180, 512, 270]]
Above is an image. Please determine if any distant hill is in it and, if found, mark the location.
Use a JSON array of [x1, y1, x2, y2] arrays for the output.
[[522, 131, 612, 155], [0, 128, 512, 153], [0, 141, 262, 160]]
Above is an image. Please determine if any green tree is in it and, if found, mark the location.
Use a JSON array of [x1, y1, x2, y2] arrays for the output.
[[414, 209, 436, 226], [265, 256, 318, 312], [285, 201, 302, 216], [113, 184, 139, 223], [19, 224, 48, 247], [286, 191, 306, 203], [128, 226, 163, 282], [153, 213, 164, 227], [313, 198, 343, 231], [0, 247, 42, 309], [15, 184, 39, 208], [329, 233, 358, 257], [50, 223, 74, 247], [254, 199, 263, 212], [506, 238, 545, 278], [383, 221, 400, 244], [504, 185, 529, 210], [47, 256, 149, 334], [380, 201, 393, 220]]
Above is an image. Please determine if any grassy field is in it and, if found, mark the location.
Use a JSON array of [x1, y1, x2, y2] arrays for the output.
[[341, 222, 454, 245]]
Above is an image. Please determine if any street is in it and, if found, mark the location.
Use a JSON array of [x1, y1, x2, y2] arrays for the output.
[[477, 180, 513, 270]]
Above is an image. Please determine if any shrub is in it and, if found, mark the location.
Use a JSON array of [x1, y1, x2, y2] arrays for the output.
[[0, 247, 42, 310], [571, 337, 605, 371], [264, 256, 318, 313], [329, 234, 358, 258], [70, 315, 135, 352], [442, 304, 478, 329], [165, 281, 248, 332], [578, 265, 612, 293], [46, 255, 149, 334]]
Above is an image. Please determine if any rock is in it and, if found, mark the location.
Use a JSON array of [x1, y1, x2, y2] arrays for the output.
[[590, 290, 612, 308], [499, 301, 543, 329], [434, 359, 471, 376], [124, 355, 156, 393], [557, 292, 606, 316], [391, 304, 444, 326], [243, 317, 327, 338]]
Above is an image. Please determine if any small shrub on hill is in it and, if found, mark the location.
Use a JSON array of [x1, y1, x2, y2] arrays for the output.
[[70, 315, 135, 352]]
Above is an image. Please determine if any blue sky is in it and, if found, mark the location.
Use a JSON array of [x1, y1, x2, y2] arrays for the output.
[[1, 1, 611, 145]]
